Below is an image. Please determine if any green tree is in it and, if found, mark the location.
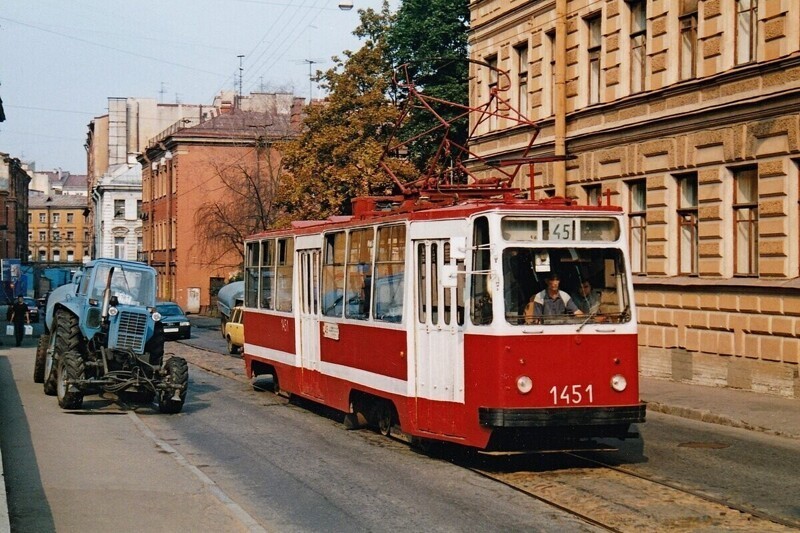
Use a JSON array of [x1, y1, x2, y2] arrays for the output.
[[280, 3, 413, 219], [386, 0, 470, 174]]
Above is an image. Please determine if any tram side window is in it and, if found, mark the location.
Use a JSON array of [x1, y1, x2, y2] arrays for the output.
[[373, 224, 405, 323], [260, 240, 275, 309], [345, 228, 374, 320], [471, 216, 493, 325], [245, 242, 259, 308], [274, 238, 294, 312], [322, 231, 346, 317]]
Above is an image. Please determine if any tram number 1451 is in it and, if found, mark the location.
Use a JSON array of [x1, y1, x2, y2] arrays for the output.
[[550, 384, 594, 405]]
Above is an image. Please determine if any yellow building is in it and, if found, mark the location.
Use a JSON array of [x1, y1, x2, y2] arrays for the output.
[[28, 195, 91, 264], [469, 0, 800, 397]]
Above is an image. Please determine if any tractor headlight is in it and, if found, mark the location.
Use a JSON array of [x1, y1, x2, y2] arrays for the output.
[[610, 374, 628, 392], [108, 306, 119, 317], [516, 375, 533, 394], [152, 311, 162, 322], [180, 321, 190, 327]]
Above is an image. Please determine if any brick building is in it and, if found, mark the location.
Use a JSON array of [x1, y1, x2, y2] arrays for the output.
[[0, 153, 30, 262], [469, 0, 800, 397], [139, 95, 303, 313]]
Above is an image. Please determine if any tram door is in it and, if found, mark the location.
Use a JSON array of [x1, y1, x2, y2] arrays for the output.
[[414, 240, 464, 434], [298, 249, 323, 399]]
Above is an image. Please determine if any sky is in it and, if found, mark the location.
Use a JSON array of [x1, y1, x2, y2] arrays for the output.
[[0, 0, 395, 174]]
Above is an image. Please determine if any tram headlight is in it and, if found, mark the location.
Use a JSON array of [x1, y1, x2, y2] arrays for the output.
[[108, 306, 118, 317], [516, 375, 533, 394], [611, 374, 627, 392]]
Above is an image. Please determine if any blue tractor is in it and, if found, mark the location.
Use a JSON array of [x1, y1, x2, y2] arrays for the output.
[[33, 258, 188, 413]]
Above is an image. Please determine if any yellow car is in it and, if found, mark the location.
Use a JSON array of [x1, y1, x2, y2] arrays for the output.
[[224, 306, 244, 355]]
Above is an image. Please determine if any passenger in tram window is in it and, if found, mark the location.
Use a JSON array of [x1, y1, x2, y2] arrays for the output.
[[572, 279, 601, 315], [523, 271, 583, 323]]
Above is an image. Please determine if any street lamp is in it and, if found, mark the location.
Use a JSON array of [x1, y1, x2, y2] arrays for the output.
[[338, 1, 353, 10]]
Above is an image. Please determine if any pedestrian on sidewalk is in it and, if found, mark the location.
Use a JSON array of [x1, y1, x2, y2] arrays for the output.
[[8, 296, 30, 347]]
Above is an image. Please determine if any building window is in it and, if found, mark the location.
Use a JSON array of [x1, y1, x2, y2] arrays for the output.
[[66, 231, 74, 241], [67, 213, 74, 223], [39, 231, 46, 242], [53, 249, 60, 262], [586, 14, 602, 105], [114, 237, 125, 259], [114, 199, 125, 219], [628, 180, 647, 274], [629, 0, 647, 93], [39, 213, 46, 223], [39, 249, 46, 261], [485, 54, 498, 130], [28, 213, 31, 223], [52, 230, 60, 242], [514, 42, 528, 115], [52, 213, 60, 224], [136, 200, 143, 220], [28, 232, 32, 241], [735, 0, 757, 65], [84, 230, 90, 242], [679, 0, 698, 80], [67, 250, 75, 262], [733, 166, 758, 276], [676, 173, 698, 275], [545, 30, 556, 116], [584, 184, 602, 206]]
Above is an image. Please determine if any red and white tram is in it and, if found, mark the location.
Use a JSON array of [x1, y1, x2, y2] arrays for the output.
[[242, 195, 645, 452]]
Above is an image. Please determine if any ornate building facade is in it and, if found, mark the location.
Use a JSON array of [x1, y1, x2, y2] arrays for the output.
[[469, 0, 800, 397]]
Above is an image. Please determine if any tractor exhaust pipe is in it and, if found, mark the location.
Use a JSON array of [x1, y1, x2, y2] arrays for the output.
[[101, 267, 115, 320]]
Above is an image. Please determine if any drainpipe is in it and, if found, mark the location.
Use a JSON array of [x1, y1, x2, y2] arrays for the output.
[[554, 0, 567, 197]]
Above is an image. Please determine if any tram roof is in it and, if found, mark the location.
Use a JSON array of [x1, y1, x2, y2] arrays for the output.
[[247, 195, 622, 241]]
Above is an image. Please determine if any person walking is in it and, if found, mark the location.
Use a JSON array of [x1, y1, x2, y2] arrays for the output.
[[8, 295, 30, 347]]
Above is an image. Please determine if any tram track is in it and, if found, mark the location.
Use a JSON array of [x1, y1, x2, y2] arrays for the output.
[[469, 451, 798, 532]]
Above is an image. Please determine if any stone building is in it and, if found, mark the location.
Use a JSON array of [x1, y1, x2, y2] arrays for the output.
[[27, 194, 90, 264], [468, 0, 800, 397], [139, 94, 303, 313]]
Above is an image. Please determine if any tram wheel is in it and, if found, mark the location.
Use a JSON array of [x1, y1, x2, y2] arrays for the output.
[[377, 402, 394, 436]]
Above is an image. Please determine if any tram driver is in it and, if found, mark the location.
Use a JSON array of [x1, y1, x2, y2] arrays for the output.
[[524, 271, 583, 324]]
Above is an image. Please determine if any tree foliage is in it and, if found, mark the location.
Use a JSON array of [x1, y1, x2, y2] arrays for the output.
[[386, 0, 470, 173], [279, 3, 414, 219]]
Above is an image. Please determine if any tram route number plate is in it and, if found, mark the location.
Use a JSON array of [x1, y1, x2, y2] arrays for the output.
[[548, 218, 576, 241]]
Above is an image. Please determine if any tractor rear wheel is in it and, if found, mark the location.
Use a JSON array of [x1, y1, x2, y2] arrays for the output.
[[158, 357, 188, 414], [57, 351, 85, 410]]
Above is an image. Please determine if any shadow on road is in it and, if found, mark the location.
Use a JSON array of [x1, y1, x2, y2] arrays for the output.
[[0, 355, 56, 532]]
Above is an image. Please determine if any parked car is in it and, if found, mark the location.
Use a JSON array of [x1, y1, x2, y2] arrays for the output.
[[155, 302, 191, 340], [23, 297, 40, 323], [224, 306, 244, 354]]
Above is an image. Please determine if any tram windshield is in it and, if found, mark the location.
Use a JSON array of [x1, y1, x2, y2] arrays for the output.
[[503, 247, 631, 326]]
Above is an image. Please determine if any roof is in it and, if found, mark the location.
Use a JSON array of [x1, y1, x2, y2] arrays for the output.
[[28, 194, 89, 209], [180, 108, 300, 140]]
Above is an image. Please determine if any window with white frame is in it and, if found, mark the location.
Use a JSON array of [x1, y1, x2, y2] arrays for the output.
[[679, 0, 698, 80], [733, 166, 758, 276], [114, 199, 125, 219], [114, 236, 125, 259], [676, 172, 698, 275], [735, 0, 757, 65], [39, 213, 46, 223], [629, 0, 647, 93], [67, 213, 74, 223], [586, 14, 602, 105], [628, 180, 647, 274], [53, 213, 60, 224], [67, 250, 74, 262]]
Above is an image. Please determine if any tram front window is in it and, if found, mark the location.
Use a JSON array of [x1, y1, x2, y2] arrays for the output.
[[503, 247, 631, 325]]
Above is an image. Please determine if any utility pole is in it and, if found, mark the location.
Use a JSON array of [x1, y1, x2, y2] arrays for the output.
[[237, 54, 245, 108], [159, 82, 167, 103], [303, 59, 320, 102]]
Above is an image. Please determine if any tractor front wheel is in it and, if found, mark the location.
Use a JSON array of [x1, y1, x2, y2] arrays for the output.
[[158, 357, 188, 414], [56, 351, 85, 410]]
